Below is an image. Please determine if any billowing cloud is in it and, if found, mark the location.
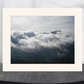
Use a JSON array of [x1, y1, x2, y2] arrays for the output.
[[11, 16, 74, 63], [11, 29, 74, 64], [11, 29, 74, 52]]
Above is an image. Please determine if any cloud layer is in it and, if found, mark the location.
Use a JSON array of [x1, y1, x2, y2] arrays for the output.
[[11, 16, 74, 63], [11, 29, 74, 51], [11, 29, 74, 63]]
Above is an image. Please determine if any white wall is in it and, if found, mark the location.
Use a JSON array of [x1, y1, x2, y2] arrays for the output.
[[3, 0, 34, 8], [0, 0, 2, 63], [34, 0, 84, 8]]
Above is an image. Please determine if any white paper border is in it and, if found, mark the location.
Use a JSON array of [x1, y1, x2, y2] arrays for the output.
[[3, 8, 82, 71]]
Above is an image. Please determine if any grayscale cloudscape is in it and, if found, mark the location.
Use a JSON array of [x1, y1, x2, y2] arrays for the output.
[[11, 16, 74, 64]]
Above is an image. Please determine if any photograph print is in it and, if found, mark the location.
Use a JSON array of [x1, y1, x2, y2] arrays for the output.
[[11, 16, 74, 64]]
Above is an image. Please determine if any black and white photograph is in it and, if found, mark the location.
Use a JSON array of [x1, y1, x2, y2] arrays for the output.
[[3, 8, 82, 71], [11, 16, 74, 64]]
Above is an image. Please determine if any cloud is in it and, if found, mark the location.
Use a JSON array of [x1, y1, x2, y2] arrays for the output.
[[11, 29, 74, 51], [11, 29, 74, 63], [11, 16, 74, 63]]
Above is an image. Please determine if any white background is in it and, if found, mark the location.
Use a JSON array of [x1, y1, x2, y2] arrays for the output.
[[0, 0, 84, 63]]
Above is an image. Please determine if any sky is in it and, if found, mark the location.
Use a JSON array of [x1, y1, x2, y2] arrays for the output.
[[11, 16, 74, 63], [11, 16, 74, 32]]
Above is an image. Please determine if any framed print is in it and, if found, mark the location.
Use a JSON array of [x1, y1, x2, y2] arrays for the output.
[[3, 8, 82, 71]]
